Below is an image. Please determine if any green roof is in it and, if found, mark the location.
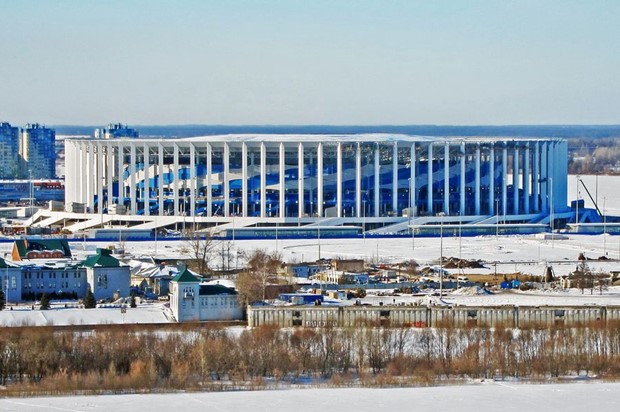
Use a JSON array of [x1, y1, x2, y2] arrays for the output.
[[0, 257, 11, 269], [82, 248, 121, 268], [14, 238, 72, 258], [172, 266, 199, 283]]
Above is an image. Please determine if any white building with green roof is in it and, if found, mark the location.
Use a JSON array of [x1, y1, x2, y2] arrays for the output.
[[83, 248, 130, 301], [170, 267, 242, 322]]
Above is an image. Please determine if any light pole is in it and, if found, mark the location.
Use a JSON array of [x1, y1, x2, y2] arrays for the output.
[[438, 212, 445, 297], [495, 199, 499, 240], [362, 199, 366, 241], [550, 176, 554, 248], [28, 169, 33, 213], [317, 209, 321, 260], [408, 178, 415, 250], [576, 175, 580, 226], [603, 196, 607, 256]]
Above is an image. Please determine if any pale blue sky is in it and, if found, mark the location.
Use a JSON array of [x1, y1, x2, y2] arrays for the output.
[[1, 0, 618, 125]]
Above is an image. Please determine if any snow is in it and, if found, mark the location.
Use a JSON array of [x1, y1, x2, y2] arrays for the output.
[[1, 382, 619, 411], [0, 302, 170, 327], [0, 174, 617, 323]]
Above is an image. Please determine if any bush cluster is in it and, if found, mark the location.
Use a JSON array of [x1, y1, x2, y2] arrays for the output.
[[2, 322, 620, 395]]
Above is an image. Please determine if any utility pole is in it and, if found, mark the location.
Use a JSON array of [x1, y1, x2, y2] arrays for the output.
[[438, 212, 445, 297]]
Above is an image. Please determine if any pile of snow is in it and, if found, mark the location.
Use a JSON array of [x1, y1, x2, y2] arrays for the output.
[[451, 286, 493, 296]]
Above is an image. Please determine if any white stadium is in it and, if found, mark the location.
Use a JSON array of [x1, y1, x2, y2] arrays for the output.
[[30, 134, 569, 237]]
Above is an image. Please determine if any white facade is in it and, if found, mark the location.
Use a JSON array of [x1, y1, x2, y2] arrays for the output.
[[86, 265, 131, 301], [0, 265, 22, 303], [64, 134, 569, 231], [169, 271, 243, 322]]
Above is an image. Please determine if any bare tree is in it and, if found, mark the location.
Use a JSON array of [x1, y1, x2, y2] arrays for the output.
[[182, 230, 216, 277], [235, 249, 282, 304], [217, 240, 235, 272]]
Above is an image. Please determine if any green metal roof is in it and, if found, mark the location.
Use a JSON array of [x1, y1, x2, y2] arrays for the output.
[[14, 238, 72, 258], [171, 266, 199, 283], [0, 257, 11, 269], [82, 248, 121, 268]]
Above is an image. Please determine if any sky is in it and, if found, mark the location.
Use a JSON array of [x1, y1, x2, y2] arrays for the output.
[[0, 0, 619, 126]]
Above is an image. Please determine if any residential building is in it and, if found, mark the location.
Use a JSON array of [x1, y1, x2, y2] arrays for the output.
[[0, 122, 20, 179], [12, 238, 72, 261], [94, 123, 139, 139], [0, 257, 22, 303], [169, 267, 242, 322], [4, 241, 130, 303], [20, 123, 56, 179], [83, 248, 130, 300]]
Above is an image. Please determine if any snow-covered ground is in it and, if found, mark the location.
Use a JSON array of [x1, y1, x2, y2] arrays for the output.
[[1, 382, 619, 412], [0, 174, 617, 325], [0, 301, 170, 327]]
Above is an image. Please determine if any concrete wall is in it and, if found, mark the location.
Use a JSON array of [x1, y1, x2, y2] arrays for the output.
[[247, 305, 620, 328]]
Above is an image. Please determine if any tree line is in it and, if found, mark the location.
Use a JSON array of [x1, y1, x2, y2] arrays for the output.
[[2, 322, 620, 395]]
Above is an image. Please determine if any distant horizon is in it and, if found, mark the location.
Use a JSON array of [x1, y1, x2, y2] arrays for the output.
[[45, 124, 620, 139]]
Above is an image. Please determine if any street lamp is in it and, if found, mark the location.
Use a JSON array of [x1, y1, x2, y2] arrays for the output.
[[438, 212, 446, 297], [603, 196, 607, 256], [362, 199, 367, 241], [408, 178, 415, 250]]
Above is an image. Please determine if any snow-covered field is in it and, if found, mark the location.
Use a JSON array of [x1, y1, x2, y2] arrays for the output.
[[0, 301, 170, 327], [0, 174, 618, 326], [1, 382, 619, 412]]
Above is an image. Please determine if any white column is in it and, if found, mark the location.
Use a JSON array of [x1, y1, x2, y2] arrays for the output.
[[260, 142, 266, 218], [410, 143, 416, 217], [106, 142, 113, 209], [130, 143, 136, 214], [87, 142, 94, 211], [548, 142, 555, 214], [79, 142, 85, 204], [144, 144, 150, 216], [279, 142, 285, 218], [223, 142, 230, 218], [374, 144, 380, 217], [64, 142, 73, 208], [489, 146, 495, 215], [460, 142, 466, 216], [524, 143, 530, 214], [96, 143, 103, 214], [173, 144, 179, 216], [427, 143, 433, 215], [392, 142, 398, 214], [158, 143, 164, 216], [475, 143, 481, 215], [317, 143, 323, 218], [502, 144, 508, 219], [540, 142, 548, 212], [189, 144, 196, 217], [298, 142, 304, 218], [513, 146, 519, 215], [77, 142, 83, 204], [533, 142, 540, 212], [444, 142, 450, 215], [355, 143, 362, 218], [206, 143, 212, 217], [117, 143, 124, 208], [337, 142, 343, 218], [242, 142, 248, 217]]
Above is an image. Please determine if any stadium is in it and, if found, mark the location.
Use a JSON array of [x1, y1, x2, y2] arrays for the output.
[[43, 134, 569, 236]]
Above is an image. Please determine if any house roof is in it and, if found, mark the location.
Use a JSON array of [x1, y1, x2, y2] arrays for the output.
[[13, 238, 72, 259], [171, 266, 199, 283], [0, 257, 16, 269], [199, 284, 237, 296], [82, 248, 122, 268]]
